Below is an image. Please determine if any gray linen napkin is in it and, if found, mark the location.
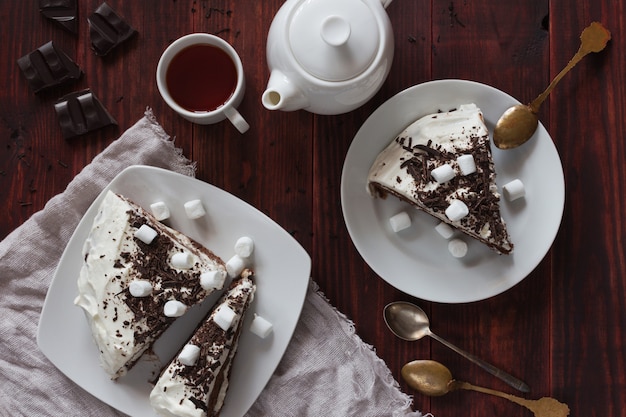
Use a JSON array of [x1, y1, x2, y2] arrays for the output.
[[0, 109, 426, 417]]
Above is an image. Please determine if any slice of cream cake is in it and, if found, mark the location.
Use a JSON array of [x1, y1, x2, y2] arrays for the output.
[[74, 190, 228, 379], [150, 270, 256, 417], [367, 103, 513, 254]]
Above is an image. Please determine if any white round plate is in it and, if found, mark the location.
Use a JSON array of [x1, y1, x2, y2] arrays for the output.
[[341, 79, 564, 303]]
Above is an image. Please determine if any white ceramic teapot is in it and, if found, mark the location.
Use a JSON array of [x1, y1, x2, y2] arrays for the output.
[[262, 0, 394, 115]]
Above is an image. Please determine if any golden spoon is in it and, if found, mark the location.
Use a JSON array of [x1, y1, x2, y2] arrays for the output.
[[493, 22, 611, 150], [402, 360, 570, 417]]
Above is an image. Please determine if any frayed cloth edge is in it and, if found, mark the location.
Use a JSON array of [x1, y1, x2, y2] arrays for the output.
[[144, 107, 196, 178], [310, 280, 432, 417]]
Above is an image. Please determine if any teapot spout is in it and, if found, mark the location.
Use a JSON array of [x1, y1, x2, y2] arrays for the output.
[[262, 70, 309, 111]]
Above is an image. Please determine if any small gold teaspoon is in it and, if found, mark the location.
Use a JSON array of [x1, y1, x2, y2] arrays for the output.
[[493, 22, 611, 150], [402, 360, 570, 417]]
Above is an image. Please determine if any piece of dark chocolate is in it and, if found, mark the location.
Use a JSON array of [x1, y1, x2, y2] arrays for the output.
[[17, 41, 82, 94], [54, 89, 117, 138], [39, 0, 78, 34], [88, 2, 137, 56]]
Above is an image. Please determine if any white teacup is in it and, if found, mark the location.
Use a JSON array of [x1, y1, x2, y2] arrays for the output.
[[157, 33, 249, 133]]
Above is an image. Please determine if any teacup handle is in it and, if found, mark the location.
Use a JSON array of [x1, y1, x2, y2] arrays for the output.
[[223, 106, 250, 134]]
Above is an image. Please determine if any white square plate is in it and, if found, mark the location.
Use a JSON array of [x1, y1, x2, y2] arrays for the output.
[[38, 165, 311, 416]]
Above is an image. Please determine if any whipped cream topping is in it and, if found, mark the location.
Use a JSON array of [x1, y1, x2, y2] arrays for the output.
[[74, 191, 227, 379], [368, 104, 488, 197], [367, 104, 513, 254], [150, 272, 256, 417]]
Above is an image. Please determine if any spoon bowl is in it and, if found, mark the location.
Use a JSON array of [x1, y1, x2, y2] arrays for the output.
[[401, 359, 453, 397], [384, 301, 530, 392], [492, 105, 540, 150], [383, 301, 431, 341], [402, 360, 570, 417], [493, 22, 611, 149]]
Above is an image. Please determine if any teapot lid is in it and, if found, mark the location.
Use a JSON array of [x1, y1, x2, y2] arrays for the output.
[[288, 0, 381, 82]]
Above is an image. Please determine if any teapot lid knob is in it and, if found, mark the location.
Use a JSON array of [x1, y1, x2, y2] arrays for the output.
[[288, 0, 382, 82], [320, 15, 351, 46]]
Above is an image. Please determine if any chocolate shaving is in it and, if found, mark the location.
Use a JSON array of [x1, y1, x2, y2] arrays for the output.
[[413, 143, 443, 158]]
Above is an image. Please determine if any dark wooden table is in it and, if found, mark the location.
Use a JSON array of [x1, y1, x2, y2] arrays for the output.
[[2, 1, 625, 415]]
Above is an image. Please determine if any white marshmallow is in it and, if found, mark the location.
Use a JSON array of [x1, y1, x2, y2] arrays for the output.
[[226, 255, 246, 278], [171, 251, 194, 269], [234, 236, 255, 258], [435, 221, 454, 239], [448, 238, 468, 258], [503, 179, 526, 201], [128, 279, 153, 297], [457, 154, 477, 175], [150, 201, 171, 221], [178, 344, 201, 366], [200, 269, 227, 291], [431, 164, 456, 184], [250, 314, 273, 338], [445, 199, 469, 222], [213, 305, 236, 331], [134, 224, 157, 244], [164, 300, 187, 317], [389, 211, 411, 233], [184, 199, 206, 219]]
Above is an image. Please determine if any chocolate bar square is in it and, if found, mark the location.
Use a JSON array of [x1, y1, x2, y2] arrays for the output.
[[17, 41, 82, 93], [88, 2, 137, 56], [54, 89, 117, 138], [39, 0, 78, 34]]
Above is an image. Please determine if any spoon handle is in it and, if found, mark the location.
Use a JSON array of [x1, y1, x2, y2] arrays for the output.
[[529, 22, 611, 112], [428, 332, 530, 393], [454, 380, 525, 402], [453, 381, 538, 409], [528, 47, 590, 112]]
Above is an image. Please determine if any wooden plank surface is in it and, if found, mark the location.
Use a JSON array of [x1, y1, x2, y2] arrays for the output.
[[1, 1, 625, 416]]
